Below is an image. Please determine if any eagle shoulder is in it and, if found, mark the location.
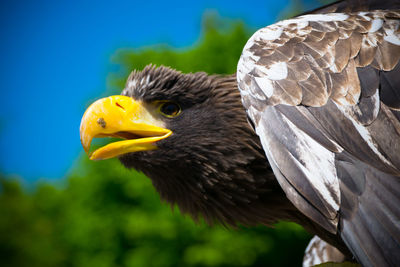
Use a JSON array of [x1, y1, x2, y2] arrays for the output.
[[237, 9, 400, 266], [238, 10, 400, 108]]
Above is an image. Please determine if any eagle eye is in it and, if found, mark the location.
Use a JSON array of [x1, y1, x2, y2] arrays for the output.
[[159, 101, 181, 117]]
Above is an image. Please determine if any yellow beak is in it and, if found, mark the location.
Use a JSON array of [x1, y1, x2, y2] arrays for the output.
[[80, 95, 172, 160]]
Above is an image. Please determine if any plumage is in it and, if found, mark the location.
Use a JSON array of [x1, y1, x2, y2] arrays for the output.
[[80, 0, 400, 266], [303, 236, 346, 266], [237, 1, 400, 265]]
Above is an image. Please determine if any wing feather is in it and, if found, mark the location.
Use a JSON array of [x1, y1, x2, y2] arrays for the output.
[[257, 107, 340, 224], [237, 8, 400, 266]]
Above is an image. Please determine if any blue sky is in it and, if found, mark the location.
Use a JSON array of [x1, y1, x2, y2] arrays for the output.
[[0, 0, 322, 181]]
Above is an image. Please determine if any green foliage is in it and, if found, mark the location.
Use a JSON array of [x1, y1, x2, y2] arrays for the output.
[[0, 13, 312, 267], [0, 158, 311, 267]]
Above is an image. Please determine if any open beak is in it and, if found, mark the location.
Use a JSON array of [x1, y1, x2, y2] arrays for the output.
[[80, 95, 172, 160]]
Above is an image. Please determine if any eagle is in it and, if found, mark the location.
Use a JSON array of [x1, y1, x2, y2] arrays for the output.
[[80, 0, 400, 266]]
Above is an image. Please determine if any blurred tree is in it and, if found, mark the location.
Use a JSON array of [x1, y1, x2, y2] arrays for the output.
[[0, 157, 311, 267], [0, 12, 313, 267]]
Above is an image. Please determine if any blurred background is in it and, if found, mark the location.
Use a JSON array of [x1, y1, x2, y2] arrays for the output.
[[0, 0, 330, 266]]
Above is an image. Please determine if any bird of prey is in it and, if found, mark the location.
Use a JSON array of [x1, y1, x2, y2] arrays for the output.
[[80, 0, 400, 266]]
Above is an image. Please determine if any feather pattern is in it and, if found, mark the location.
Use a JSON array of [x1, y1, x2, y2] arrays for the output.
[[303, 236, 345, 267], [238, 10, 400, 107], [238, 7, 400, 267]]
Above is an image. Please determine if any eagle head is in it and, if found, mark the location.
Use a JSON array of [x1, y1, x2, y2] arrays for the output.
[[80, 65, 288, 226]]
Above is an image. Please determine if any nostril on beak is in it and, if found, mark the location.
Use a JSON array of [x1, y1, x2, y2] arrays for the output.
[[116, 102, 125, 110]]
